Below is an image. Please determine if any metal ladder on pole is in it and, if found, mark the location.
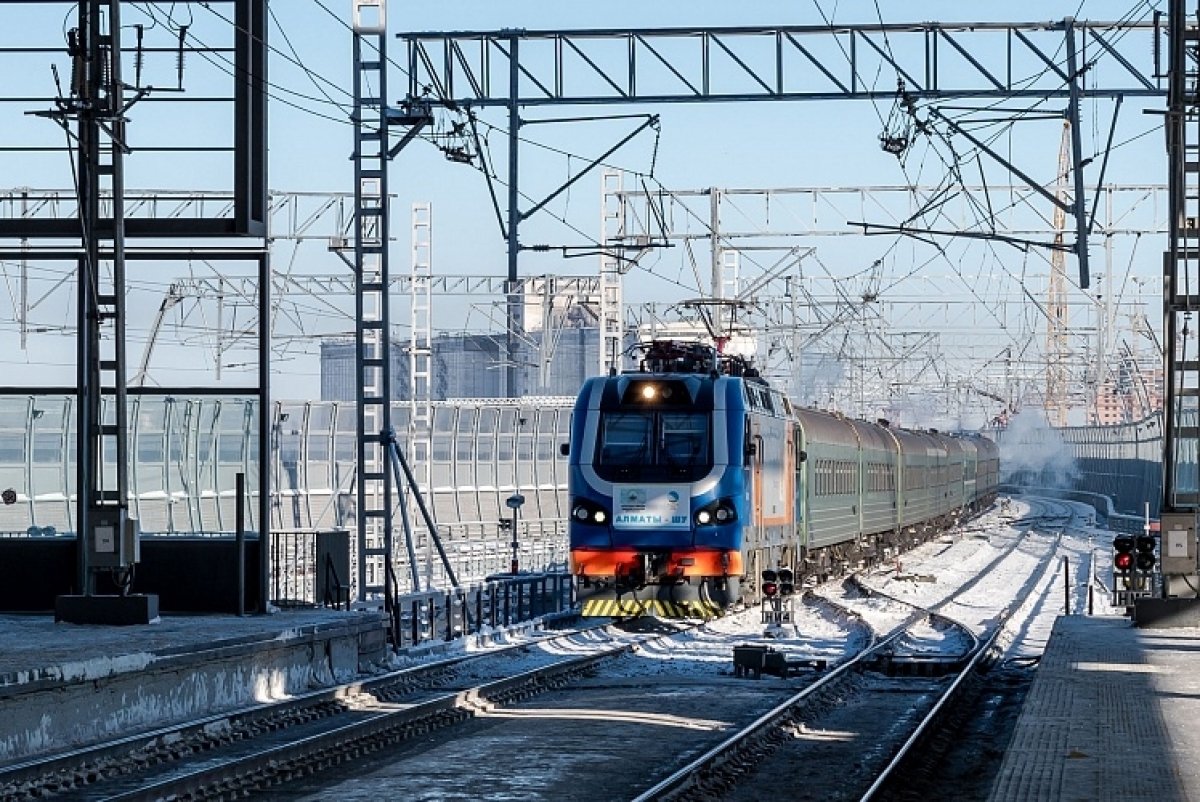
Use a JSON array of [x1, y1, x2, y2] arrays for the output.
[[410, 202, 434, 590], [1164, 0, 1200, 512], [352, 0, 393, 606], [600, 171, 625, 377], [721, 249, 741, 308]]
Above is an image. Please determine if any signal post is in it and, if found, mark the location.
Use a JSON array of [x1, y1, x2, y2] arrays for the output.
[[761, 568, 795, 627], [1111, 530, 1159, 610], [1133, 513, 1200, 626]]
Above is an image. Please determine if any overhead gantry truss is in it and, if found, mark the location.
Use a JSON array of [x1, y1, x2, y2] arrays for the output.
[[397, 18, 1166, 315], [401, 21, 1163, 106]]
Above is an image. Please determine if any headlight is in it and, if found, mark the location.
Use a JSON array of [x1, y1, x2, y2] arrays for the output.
[[695, 498, 737, 527], [571, 498, 610, 526]]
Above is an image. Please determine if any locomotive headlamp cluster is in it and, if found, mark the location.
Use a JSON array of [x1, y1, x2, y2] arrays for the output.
[[571, 497, 609, 526], [694, 498, 737, 527], [623, 380, 683, 405]]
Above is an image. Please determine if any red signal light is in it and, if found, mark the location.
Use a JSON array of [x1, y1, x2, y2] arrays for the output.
[[1113, 536, 1135, 576], [761, 569, 779, 598]]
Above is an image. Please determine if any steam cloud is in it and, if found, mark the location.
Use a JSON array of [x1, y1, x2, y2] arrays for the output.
[[997, 410, 1080, 490]]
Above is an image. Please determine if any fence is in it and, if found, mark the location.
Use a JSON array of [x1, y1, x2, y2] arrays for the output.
[[387, 573, 575, 650], [268, 528, 572, 648]]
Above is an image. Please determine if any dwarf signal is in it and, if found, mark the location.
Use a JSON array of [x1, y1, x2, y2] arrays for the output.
[[1113, 536, 1134, 577], [1135, 534, 1157, 572], [761, 569, 779, 598], [1112, 533, 1158, 609], [761, 567, 795, 626]]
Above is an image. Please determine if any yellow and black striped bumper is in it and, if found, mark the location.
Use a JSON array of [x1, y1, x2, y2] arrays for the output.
[[580, 598, 724, 618]]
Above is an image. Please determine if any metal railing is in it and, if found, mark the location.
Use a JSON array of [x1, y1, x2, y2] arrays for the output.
[[270, 528, 351, 609], [386, 573, 574, 650]]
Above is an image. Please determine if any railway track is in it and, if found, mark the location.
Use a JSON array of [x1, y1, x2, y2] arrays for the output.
[[1, 500, 1075, 801], [631, 514, 1066, 801], [262, 506, 1056, 800], [0, 619, 651, 801]]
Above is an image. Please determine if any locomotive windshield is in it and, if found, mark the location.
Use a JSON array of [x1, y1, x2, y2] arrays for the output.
[[596, 411, 711, 481]]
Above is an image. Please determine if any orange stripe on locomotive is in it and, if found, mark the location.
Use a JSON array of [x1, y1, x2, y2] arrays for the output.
[[570, 548, 745, 579]]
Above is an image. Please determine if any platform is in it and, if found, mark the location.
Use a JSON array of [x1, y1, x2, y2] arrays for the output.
[[0, 608, 390, 766], [989, 615, 1200, 801]]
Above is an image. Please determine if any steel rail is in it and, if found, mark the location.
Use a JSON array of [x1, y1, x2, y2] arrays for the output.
[[635, 506, 1060, 801], [92, 621, 711, 801], [0, 618, 606, 795], [860, 525, 1068, 800]]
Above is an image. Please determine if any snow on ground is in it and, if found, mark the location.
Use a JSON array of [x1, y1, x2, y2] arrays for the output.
[[863, 495, 1121, 660], [393, 496, 1111, 679]]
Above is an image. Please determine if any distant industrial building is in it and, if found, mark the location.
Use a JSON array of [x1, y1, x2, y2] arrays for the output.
[[1090, 364, 1164, 425], [320, 327, 598, 401]]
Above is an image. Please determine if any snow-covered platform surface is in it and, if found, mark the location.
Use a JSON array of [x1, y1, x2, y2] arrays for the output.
[[991, 615, 1200, 801], [0, 609, 390, 765]]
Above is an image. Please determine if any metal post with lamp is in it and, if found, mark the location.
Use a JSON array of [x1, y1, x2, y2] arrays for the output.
[[506, 493, 525, 575]]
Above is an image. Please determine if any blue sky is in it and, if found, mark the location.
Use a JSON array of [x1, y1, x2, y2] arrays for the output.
[[0, 1, 1172, 423]]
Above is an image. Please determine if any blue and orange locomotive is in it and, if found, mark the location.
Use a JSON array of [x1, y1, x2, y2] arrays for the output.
[[564, 340, 999, 617]]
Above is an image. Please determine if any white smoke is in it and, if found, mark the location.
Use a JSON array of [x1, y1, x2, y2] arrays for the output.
[[997, 410, 1080, 490]]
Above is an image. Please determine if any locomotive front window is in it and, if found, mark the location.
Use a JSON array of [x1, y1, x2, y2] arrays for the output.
[[599, 413, 652, 466], [596, 411, 711, 480], [660, 413, 708, 465]]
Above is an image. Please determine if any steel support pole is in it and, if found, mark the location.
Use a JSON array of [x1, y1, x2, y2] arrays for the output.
[[1065, 21, 1092, 289], [75, 0, 132, 595], [1163, 0, 1185, 510], [257, 251, 270, 612], [710, 189, 722, 339], [352, 1, 395, 603], [506, 35, 522, 399]]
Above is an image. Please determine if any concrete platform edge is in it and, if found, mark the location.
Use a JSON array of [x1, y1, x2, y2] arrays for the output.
[[0, 611, 391, 765]]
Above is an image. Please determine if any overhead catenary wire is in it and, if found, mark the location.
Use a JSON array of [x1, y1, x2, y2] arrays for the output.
[[9, 4, 1168, 408]]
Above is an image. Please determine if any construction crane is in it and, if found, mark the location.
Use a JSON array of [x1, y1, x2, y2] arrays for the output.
[[1045, 120, 1071, 427], [130, 284, 182, 388]]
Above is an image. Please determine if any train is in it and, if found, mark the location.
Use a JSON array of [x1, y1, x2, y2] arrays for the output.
[[564, 340, 1001, 617]]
